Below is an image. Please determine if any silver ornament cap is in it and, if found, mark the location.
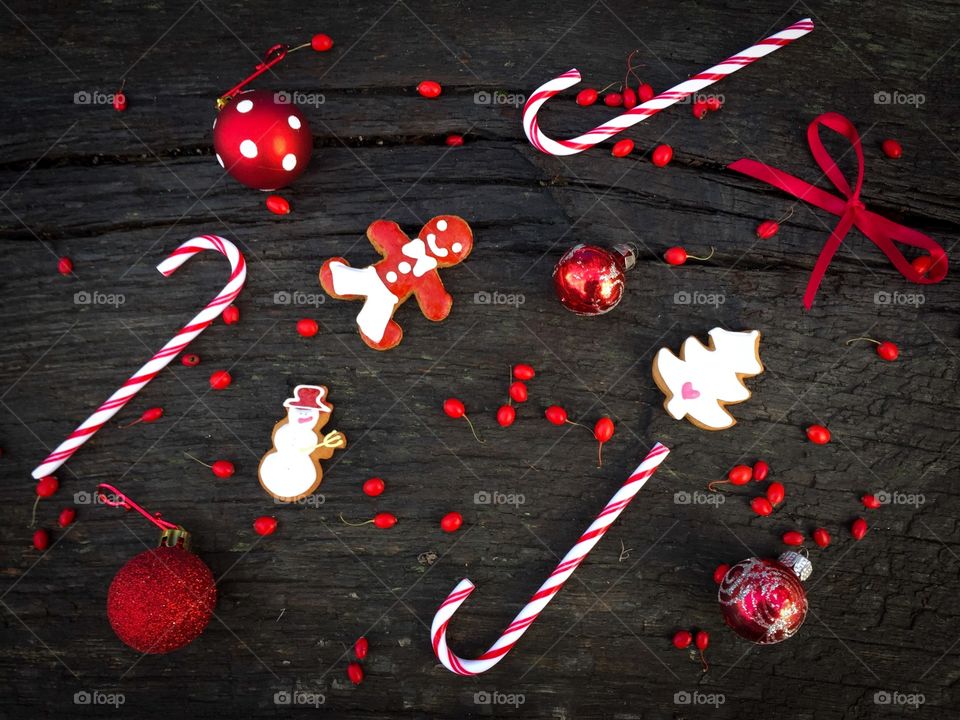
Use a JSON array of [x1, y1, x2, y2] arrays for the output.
[[778, 551, 813, 582]]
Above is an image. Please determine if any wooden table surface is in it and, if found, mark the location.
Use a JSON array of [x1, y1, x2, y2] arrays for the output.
[[2, 1, 958, 717]]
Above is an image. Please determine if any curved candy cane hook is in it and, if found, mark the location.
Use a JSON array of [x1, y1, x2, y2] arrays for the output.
[[431, 443, 669, 675], [32, 235, 246, 479], [522, 18, 814, 156]]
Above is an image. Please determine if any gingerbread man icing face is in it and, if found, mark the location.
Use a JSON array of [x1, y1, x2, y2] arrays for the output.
[[319, 215, 474, 350]]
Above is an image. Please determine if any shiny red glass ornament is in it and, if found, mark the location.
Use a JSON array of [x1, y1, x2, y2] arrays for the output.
[[718, 551, 810, 645], [552, 244, 637, 316], [213, 89, 312, 190]]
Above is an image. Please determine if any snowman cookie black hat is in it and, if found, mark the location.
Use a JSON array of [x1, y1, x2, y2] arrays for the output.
[[283, 384, 331, 412]]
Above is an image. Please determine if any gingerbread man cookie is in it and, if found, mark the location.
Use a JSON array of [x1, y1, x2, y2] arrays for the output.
[[652, 328, 763, 430], [319, 215, 473, 350], [258, 385, 346, 502]]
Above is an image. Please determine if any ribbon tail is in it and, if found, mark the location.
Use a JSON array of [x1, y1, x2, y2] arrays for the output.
[[803, 210, 856, 309], [728, 158, 849, 215]]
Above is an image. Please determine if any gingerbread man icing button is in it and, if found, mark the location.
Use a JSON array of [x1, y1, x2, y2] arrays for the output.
[[319, 215, 473, 350]]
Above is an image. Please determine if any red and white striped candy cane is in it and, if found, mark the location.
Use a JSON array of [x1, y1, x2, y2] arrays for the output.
[[31, 235, 246, 479], [522, 18, 814, 155], [431, 442, 669, 675]]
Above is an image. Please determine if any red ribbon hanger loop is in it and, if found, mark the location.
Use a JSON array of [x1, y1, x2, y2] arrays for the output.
[[217, 43, 290, 108], [728, 112, 948, 309], [96, 483, 178, 532]]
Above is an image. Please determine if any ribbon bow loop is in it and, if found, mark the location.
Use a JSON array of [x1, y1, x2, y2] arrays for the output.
[[729, 112, 948, 308]]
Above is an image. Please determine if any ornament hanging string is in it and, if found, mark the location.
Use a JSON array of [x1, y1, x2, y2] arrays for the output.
[[96, 483, 178, 532], [728, 112, 949, 308], [217, 41, 312, 109]]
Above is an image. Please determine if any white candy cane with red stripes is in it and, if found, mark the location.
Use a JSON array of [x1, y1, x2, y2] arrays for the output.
[[522, 18, 814, 155], [31, 235, 246, 479], [431, 442, 669, 675]]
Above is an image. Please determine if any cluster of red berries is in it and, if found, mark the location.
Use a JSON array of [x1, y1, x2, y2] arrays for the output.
[[347, 636, 369, 685], [691, 95, 723, 120], [342, 476, 462, 534], [707, 459, 781, 516], [496, 363, 535, 428], [545, 405, 616, 467], [671, 628, 710, 671], [30, 475, 76, 551]]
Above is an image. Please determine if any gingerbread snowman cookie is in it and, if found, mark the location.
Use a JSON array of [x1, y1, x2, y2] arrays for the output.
[[652, 328, 763, 430], [258, 385, 346, 502], [319, 215, 473, 350]]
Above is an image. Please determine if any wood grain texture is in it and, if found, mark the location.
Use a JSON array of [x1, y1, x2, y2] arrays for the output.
[[1, 0, 959, 717]]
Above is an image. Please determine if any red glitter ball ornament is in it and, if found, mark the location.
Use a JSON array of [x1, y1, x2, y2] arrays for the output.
[[107, 544, 216, 654], [552, 243, 637, 316], [718, 551, 810, 645], [213, 89, 312, 191]]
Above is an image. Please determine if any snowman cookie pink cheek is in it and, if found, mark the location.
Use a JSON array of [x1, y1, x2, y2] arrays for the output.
[[258, 385, 347, 502], [318, 215, 474, 351], [652, 328, 764, 431]]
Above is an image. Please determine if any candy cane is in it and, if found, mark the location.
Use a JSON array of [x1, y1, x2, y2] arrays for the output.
[[522, 18, 814, 156], [31, 236, 246, 479], [431, 442, 669, 675]]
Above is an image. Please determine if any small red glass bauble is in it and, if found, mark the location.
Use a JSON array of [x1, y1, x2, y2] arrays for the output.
[[552, 243, 637, 316], [213, 89, 312, 191], [107, 542, 216, 654], [718, 551, 810, 645]]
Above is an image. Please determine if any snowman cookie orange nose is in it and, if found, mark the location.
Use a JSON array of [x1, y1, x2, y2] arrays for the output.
[[258, 384, 346, 502]]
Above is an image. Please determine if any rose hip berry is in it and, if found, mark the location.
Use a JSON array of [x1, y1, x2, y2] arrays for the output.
[[417, 80, 442, 98], [672, 630, 692, 649], [496, 405, 516, 427], [513, 363, 535, 381], [210, 370, 232, 390], [766, 482, 785, 506], [611, 139, 634, 158], [440, 512, 463, 533], [752, 460, 769, 482], [881, 139, 902, 159], [651, 144, 673, 167], [806, 424, 831, 444], [297, 318, 319, 337], [750, 496, 774, 516], [782, 531, 805, 546], [363, 477, 385, 497], [851, 517, 868, 540], [813, 527, 831, 548], [181, 353, 201, 367], [713, 563, 730, 584], [222, 305, 240, 324], [254, 516, 278, 536], [576, 88, 598, 107]]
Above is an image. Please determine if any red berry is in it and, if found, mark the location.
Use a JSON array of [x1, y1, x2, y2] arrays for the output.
[[766, 482, 785, 506], [881, 139, 902, 159], [545, 405, 567, 425], [575, 88, 598, 107], [876, 341, 899, 361], [704, 96, 722, 112], [694, 630, 709, 651], [496, 404, 516, 427], [672, 630, 692, 649], [212, 460, 235, 478], [354, 637, 369, 660], [664, 247, 687, 266], [210, 370, 232, 390], [728, 465, 752, 485], [713, 563, 730, 584], [112, 91, 127, 112], [692, 100, 708, 119], [851, 517, 868, 540], [58, 507, 76, 528], [254, 516, 278, 536], [603, 92, 623, 107], [594, 417, 614, 443], [638, 83, 654, 102], [311, 33, 334, 52], [752, 460, 769, 482], [861, 493, 881, 509], [750, 496, 773, 516], [347, 661, 364, 685], [782, 530, 805, 546], [33, 528, 50, 551], [513, 363, 535, 381], [443, 398, 465, 418], [417, 80, 442, 98], [373, 512, 397, 529], [266, 195, 291, 215], [756, 220, 780, 239], [440, 511, 463, 533], [222, 305, 240, 325], [297, 318, 319, 337], [806, 424, 831, 445], [57, 257, 73, 275], [36, 475, 59, 498], [445, 134, 464, 147], [651, 144, 673, 167], [611, 138, 634, 158], [622, 87, 637, 109], [813, 527, 831, 548], [141, 407, 164, 423], [912, 255, 933, 276], [181, 353, 200, 367], [362, 477, 385, 497], [508, 381, 528, 403]]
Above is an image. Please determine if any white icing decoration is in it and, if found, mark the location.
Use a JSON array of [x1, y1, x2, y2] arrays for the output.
[[215, 153, 224, 167], [239, 139, 258, 158], [386, 271, 398, 282], [437, 219, 448, 231], [288, 115, 301, 130], [425, 232, 448, 257], [236, 99, 254, 113], [654, 328, 762, 430], [260, 411, 319, 499], [328, 262, 399, 342], [282, 153, 297, 171], [451, 242, 462, 252], [398, 261, 411, 274], [401, 239, 438, 277]]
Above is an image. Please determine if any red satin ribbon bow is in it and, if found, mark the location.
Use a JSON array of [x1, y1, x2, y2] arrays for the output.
[[728, 112, 948, 309]]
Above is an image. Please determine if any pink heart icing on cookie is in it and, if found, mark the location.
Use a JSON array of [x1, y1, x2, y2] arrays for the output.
[[681, 381, 700, 400]]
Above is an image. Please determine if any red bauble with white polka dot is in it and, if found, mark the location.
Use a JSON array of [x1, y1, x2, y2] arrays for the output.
[[213, 89, 312, 191]]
